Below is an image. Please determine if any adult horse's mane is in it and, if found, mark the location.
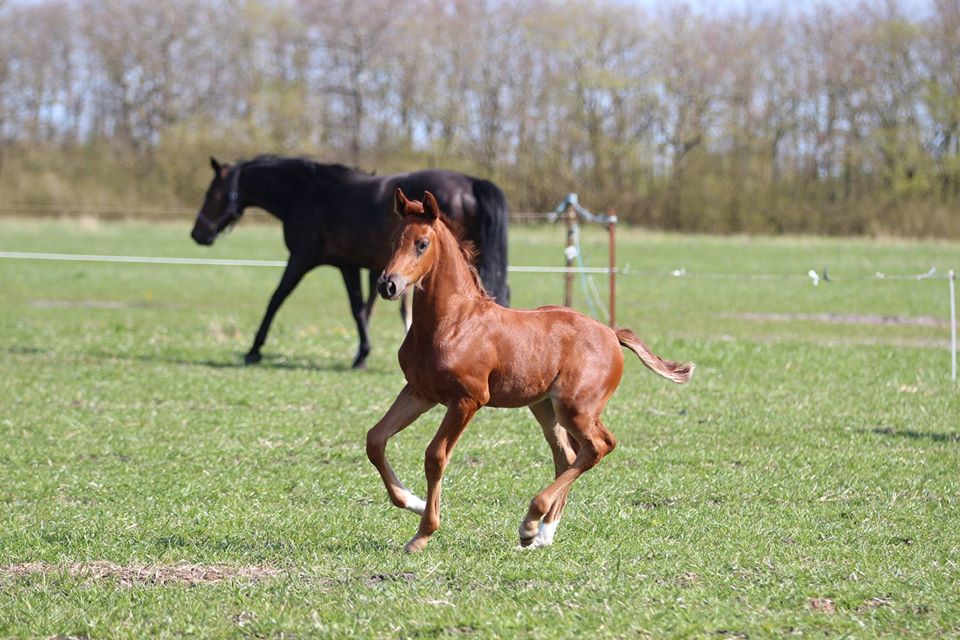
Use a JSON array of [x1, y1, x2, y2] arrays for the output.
[[240, 154, 373, 179]]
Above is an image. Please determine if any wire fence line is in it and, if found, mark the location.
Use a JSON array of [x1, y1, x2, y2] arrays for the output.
[[0, 251, 619, 276], [3, 203, 945, 281], [0, 250, 952, 282], [0, 204, 564, 224], [0, 250, 949, 298], [1, 249, 956, 381]]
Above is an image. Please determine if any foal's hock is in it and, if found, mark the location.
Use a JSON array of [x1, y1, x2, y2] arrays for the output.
[[366, 189, 694, 552]]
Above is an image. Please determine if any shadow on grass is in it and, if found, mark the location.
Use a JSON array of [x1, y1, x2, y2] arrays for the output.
[[866, 426, 960, 444], [7, 345, 356, 373]]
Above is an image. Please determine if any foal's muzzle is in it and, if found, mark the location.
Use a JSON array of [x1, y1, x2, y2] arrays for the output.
[[377, 273, 407, 300]]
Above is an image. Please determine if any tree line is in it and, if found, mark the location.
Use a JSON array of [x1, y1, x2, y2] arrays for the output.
[[2, 0, 959, 236]]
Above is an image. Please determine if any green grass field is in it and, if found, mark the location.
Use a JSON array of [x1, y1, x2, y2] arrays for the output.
[[1, 218, 958, 638]]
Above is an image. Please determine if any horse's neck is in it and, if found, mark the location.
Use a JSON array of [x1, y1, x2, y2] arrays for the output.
[[412, 230, 483, 328]]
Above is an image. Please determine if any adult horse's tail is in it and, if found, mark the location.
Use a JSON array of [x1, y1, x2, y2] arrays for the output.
[[616, 328, 694, 384], [473, 179, 510, 306]]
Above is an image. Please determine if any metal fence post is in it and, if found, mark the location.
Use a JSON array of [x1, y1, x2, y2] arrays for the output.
[[608, 211, 617, 328], [564, 203, 576, 308]]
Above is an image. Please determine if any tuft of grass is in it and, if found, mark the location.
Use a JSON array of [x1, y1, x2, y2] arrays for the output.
[[1, 219, 958, 638]]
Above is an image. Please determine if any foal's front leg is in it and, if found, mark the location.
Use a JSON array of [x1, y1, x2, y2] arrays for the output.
[[366, 384, 436, 513], [405, 399, 479, 553]]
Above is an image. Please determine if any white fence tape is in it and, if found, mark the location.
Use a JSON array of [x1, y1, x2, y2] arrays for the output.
[[1, 249, 955, 381]]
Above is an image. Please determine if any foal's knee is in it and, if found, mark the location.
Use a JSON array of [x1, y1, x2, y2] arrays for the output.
[[579, 435, 616, 472], [365, 429, 384, 464], [598, 431, 617, 459]]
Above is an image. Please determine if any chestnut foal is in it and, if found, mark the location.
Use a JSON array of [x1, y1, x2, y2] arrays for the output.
[[367, 189, 694, 552]]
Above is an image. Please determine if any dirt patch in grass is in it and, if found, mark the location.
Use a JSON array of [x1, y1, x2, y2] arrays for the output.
[[1, 562, 286, 586], [723, 312, 946, 328], [808, 597, 836, 614], [365, 572, 416, 587], [858, 596, 894, 612]]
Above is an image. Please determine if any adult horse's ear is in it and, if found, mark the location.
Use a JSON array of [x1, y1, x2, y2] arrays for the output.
[[422, 191, 440, 220], [210, 157, 221, 174], [394, 187, 409, 218]]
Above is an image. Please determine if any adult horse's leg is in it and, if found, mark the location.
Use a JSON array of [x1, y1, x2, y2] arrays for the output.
[[341, 267, 373, 368], [518, 408, 617, 549], [524, 400, 578, 548], [399, 291, 412, 331], [405, 398, 480, 553], [366, 384, 437, 514], [245, 257, 312, 364], [364, 269, 379, 323]]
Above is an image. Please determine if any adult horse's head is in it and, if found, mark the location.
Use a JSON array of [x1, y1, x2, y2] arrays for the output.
[[377, 188, 442, 301], [190, 157, 244, 245]]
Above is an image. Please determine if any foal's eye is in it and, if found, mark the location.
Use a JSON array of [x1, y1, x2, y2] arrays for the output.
[[416, 239, 430, 254]]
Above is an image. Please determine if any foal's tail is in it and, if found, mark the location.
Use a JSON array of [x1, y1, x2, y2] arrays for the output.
[[616, 328, 694, 384]]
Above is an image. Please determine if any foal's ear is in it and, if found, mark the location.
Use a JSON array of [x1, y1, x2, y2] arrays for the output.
[[210, 157, 221, 174], [394, 187, 409, 218], [422, 191, 440, 220]]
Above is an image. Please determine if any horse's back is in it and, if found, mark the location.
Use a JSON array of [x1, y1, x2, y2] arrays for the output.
[[481, 304, 623, 408], [385, 170, 476, 222]]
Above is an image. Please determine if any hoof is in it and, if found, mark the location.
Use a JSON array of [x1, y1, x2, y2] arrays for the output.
[[519, 520, 557, 549], [352, 347, 371, 369], [404, 536, 429, 553], [244, 350, 263, 365], [518, 521, 539, 546]]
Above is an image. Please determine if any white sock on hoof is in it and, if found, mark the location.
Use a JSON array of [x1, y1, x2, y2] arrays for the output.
[[531, 520, 558, 548], [518, 520, 558, 550], [401, 490, 426, 515]]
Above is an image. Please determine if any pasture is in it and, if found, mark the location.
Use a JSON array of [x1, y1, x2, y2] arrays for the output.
[[1, 218, 958, 638]]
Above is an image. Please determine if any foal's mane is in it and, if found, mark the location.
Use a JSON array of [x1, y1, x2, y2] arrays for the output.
[[434, 213, 492, 301]]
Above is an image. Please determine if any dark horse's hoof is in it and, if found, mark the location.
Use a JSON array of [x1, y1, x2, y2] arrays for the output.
[[351, 347, 370, 369], [244, 351, 263, 365]]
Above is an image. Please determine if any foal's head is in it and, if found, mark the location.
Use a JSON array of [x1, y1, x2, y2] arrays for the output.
[[377, 189, 443, 300], [191, 157, 244, 245]]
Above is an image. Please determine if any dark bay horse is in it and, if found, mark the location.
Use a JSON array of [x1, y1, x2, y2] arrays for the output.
[[367, 190, 694, 552], [190, 155, 510, 368]]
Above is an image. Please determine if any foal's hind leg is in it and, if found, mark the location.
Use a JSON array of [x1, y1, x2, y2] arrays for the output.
[[520, 400, 578, 547], [366, 384, 436, 513], [519, 408, 616, 549]]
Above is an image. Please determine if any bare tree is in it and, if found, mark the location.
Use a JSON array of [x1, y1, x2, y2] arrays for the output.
[[2, 0, 960, 236]]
